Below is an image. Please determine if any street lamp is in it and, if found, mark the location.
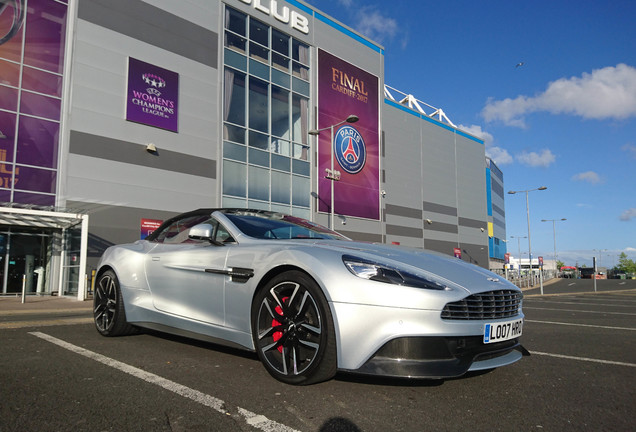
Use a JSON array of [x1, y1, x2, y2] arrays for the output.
[[593, 248, 608, 268], [309, 114, 359, 229], [508, 186, 547, 288], [541, 218, 567, 269], [510, 235, 527, 279]]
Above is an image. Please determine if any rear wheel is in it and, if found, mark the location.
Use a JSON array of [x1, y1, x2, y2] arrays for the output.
[[93, 270, 136, 336], [252, 270, 336, 385]]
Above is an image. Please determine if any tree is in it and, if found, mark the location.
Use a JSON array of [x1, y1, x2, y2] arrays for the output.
[[616, 252, 636, 274], [556, 260, 565, 270]]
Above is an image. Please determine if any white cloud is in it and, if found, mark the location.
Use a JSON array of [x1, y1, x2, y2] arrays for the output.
[[354, 7, 398, 44], [572, 171, 602, 184], [486, 147, 514, 165], [458, 124, 513, 166], [620, 208, 636, 221], [482, 64, 636, 127], [622, 143, 636, 159], [328, 1, 404, 48], [458, 124, 493, 145], [516, 149, 556, 167]]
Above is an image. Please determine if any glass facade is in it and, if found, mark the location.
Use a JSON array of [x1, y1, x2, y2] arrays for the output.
[[0, 0, 68, 207], [487, 159, 507, 261], [222, 6, 311, 217]]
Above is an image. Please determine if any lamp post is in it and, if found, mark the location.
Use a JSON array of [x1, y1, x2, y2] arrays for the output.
[[508, 186, 547, 289], [309, 114, 359, 230], [593, 248, 608, 268], [510, 235, 527, 279], [542, 218, 566, 271]]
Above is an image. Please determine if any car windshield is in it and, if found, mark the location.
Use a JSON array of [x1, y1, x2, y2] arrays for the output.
[[221, 210, 347, 241]]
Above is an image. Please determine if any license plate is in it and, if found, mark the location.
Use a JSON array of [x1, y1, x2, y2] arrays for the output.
[[483, 319, 523, 344]]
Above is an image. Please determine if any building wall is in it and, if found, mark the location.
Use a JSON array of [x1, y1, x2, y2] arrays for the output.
[[63, 0, 220, 209], [60, 0, 222, 266], [382, 100, 489, 267]]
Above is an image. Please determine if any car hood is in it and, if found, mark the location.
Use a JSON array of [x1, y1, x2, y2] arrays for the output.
[[304, 240, 514, 294]]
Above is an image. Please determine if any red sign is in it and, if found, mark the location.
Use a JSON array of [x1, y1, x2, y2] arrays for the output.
[[504, 253, 510, 264], [538, 256, 544, 267], [141, 218, 163, 239], [454, 248, 462, 259]]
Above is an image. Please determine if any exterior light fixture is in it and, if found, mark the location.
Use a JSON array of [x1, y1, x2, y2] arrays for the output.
[[308, 114, 359, 229], [541, 218, 567, 265], [507, 186, 547, 291]]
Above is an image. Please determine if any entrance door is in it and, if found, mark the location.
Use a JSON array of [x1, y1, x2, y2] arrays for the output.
[[1, 232, 50, 295]]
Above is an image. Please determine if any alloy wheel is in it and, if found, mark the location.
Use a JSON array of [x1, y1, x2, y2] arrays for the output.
[[255, 280, 323, 377], [94, 273, 117, 333]]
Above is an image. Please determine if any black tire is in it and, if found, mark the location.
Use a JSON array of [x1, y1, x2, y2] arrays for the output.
[[252, 270, 337, 385], [93, 270, 137, 337]]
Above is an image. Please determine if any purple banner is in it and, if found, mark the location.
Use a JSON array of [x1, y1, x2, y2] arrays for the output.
[[317, 50, 380, 220], [126, 58, 179, 132], [0, 0, 68, 204]]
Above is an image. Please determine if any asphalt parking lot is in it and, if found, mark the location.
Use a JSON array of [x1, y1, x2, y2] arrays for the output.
[[1, 279, 634, 431]]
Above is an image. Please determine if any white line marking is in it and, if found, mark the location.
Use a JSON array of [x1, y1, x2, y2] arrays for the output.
[[524, 300, 635, 308], [523, 307, 636, 316], [29, 332, 300, 432], [529, 351, 636, 368], [525, 319, 636, 331]]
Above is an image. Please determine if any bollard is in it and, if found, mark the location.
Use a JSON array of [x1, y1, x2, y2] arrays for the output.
[[21, 274, 26, 304]]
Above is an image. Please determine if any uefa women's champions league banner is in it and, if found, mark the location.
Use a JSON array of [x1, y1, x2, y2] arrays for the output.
[[126, 58, 179, 132], [317, 49, 380, 221]]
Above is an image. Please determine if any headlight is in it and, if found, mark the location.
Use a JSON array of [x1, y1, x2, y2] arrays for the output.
[[342, 255, 447, 290]]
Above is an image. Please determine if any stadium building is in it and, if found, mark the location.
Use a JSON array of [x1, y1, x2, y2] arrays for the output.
[[0, 0, 506, 299]]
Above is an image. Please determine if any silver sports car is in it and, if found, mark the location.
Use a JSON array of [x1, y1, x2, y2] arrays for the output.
[[94, 209, 526, 385]]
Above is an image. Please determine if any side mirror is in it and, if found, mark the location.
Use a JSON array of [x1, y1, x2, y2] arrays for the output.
[[188, 224, 214, 241]]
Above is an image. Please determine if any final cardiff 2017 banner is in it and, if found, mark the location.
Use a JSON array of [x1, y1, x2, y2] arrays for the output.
[[317, 49, 380, 221]]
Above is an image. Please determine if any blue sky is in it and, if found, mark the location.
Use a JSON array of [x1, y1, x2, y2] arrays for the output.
[[304, 0, 636, 267]]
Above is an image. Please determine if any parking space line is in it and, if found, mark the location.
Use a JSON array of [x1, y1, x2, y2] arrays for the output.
[[523, 307, 636, 315], [524, 300, 636, 308], [29, 332, 300, 432], [525, 319, 635, 331], [530, 351, 636, 368]]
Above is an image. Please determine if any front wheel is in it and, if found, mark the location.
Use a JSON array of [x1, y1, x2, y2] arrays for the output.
[[93, 270, 137, 336], [252, 270, 336, 385]]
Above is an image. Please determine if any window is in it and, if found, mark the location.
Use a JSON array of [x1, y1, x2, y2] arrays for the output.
[[0, 0, 69, 206], [222, 6, 311, 213], [152, 215, 213, 244]]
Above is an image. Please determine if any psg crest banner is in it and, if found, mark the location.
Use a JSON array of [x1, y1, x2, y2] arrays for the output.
[[126, 58, 179, 132], [317, 50, 380, 220]]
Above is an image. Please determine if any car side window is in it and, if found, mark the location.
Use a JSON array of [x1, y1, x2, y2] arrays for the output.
[[152, 215, 236, 245], [153, 215, 212, 244], [214, 223, 235, 243]]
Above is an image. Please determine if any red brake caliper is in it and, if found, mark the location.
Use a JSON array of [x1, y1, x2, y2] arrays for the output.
[[272, 297, 288, 353]]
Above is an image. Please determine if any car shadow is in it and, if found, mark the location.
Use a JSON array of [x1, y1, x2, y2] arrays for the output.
[[335, 372, 445, 387], [335, 366, 495, 387], [139, 327, 260, 361], [135, 327, 495, 386]]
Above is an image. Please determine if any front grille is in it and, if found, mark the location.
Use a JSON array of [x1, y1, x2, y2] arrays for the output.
[[441, 289, 522, 320]]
